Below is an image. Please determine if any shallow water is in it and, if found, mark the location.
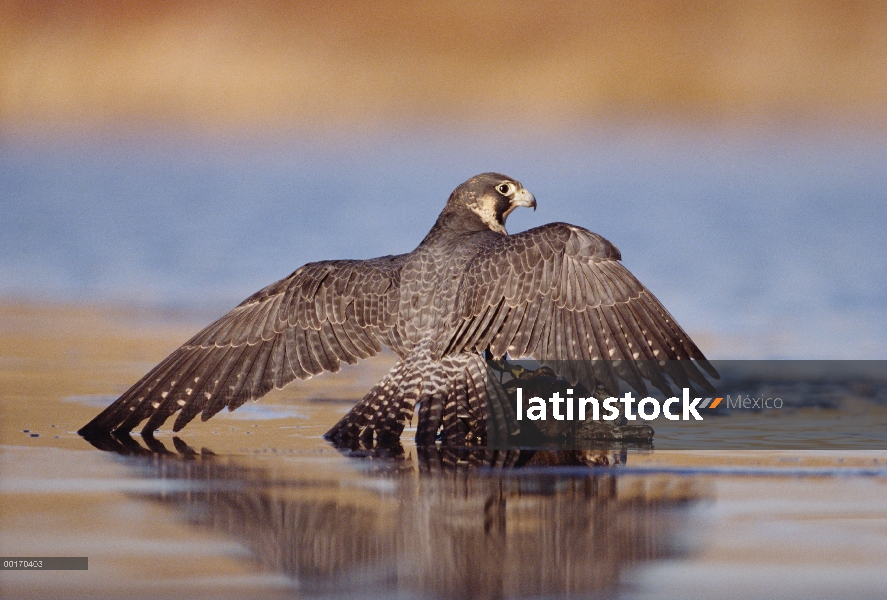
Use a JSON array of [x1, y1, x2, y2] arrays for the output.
[[2, 128, 886, 358], [2, 303, 887, 599]]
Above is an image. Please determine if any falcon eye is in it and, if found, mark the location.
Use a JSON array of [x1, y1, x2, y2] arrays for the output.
[[496, 183, 513, 195]]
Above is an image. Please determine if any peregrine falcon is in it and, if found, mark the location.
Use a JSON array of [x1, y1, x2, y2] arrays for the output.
[[79, 173, 716, 446]]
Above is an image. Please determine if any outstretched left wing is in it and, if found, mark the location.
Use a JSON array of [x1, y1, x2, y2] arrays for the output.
[[79, 254, 406, 436]]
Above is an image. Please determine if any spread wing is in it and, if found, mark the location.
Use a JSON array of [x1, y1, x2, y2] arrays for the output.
[[79, 255, 407, 436], [443, 223, 718, 396]]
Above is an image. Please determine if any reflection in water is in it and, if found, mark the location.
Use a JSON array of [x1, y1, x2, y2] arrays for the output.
[[84, 433, 704, 598]]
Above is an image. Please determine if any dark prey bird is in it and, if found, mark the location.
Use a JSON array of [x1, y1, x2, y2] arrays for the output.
[[79, 173, 716, 446]]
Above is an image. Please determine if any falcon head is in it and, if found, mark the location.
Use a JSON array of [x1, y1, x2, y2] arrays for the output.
[[447, 172, 536, 235]]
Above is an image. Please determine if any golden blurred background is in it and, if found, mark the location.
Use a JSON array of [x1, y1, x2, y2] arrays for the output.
[[2, 0, 886, 134]]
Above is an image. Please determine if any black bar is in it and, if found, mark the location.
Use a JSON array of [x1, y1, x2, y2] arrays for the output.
[[486, 360, 887, 450]]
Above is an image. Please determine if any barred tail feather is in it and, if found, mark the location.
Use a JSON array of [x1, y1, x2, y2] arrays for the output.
[[324, 352, 518, 448]]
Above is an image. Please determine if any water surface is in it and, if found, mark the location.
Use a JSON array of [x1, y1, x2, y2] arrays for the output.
[[2, 303, 887, 599], [2, 127, 885, 357]]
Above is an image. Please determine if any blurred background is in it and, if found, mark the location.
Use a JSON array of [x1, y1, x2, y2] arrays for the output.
[[2, 0, 886, 358]]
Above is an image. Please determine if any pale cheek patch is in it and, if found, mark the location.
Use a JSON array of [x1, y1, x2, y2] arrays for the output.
[[468, 199, 507, 234]]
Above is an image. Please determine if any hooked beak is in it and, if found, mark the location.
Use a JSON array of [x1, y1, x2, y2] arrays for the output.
[[512, 187, 537, 211]]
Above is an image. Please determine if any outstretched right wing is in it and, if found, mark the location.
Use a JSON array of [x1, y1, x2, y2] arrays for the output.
[[443, 223, 717, 397], [79, 254, 406, 436]]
